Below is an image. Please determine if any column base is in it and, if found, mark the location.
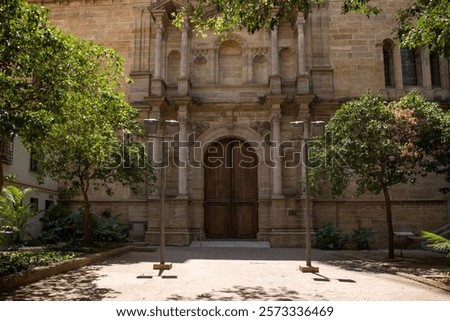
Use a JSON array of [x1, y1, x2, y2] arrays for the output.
[[153, 263, 173, 270], [269, 75, 281, 94], [296, 74, 310, 94], [299, 265, 319, 273]]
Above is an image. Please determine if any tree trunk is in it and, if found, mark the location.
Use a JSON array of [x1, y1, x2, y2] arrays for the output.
[[383, 187, 395, 259], [81, 188, 91, 247], [0, 139, 4, 190]]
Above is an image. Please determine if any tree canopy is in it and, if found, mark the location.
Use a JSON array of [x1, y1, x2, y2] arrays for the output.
[[309, 91, 448, 258], [1, 0, 102, 188], [174, 0, 450, 56], [1, 0, 155, 245]]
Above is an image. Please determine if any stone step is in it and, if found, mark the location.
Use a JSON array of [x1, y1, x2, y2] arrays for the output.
[[190, 240, 271, 248]]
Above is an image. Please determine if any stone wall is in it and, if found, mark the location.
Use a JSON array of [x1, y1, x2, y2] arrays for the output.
[[35, 0, 450, 248]]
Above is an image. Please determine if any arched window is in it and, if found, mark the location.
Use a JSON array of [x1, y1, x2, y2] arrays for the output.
[[167, 50, 180, 85], [429, 52, 441, 88], [401, 48, 422, 86], [219, 40, 242, 85], [382, 40, 395, 87]]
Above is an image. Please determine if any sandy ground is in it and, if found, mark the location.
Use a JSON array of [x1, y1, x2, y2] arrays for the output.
[[0, 246, 449, 301]]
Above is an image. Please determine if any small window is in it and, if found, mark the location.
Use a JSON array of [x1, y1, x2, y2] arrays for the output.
[[29, 149, 38, 172], [1, 139, 14, 165], [45, 200, 54, 210], [430, 53, 441, 88], [30, 197, 39, 213]]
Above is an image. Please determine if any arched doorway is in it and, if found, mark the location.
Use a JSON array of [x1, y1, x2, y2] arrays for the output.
[[204, 139, 258, 238]]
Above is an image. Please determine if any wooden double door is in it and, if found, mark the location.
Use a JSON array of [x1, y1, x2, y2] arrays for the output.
[[204, 139, 258, 238]]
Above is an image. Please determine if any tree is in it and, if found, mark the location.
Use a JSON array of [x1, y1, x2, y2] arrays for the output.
[[418, 111, 450, 193], [309, 92, 444, 259], [173, 0, 379, 34], [174, 0, 449, 56], [0, 0, 105, 189], [32, 40, 155, 246], [394, 0, 450, 56]]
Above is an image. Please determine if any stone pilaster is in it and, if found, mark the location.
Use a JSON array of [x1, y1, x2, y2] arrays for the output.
[[151, 10, 167, 96], [178, 17, 190, 95], [173, 97, 192, 198], [267, 95, 286, 198], [296, 15, 310, 94]]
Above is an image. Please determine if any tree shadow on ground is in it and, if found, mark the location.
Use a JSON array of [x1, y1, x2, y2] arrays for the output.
[[324, 251, 449, 277], [0, 265, 120, 301], [167, 285, 326, 301]]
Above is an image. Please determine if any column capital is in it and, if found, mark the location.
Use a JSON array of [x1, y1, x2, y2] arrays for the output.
[[266, 94, 287, 108], [296, 15, 306, 28]]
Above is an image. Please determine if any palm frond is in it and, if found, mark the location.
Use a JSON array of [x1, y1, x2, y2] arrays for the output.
[[422, 231, 450, 256]]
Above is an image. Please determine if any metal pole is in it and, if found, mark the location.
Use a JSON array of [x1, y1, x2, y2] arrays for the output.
[[159, 165, 166, 264], [153, 134, 172, 271], [299, 121, 319, 273], [305, 161, 312, 267]]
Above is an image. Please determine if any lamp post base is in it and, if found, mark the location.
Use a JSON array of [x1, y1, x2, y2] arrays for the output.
[[153, 263, 173, 270], [299, 265, 319, 273]]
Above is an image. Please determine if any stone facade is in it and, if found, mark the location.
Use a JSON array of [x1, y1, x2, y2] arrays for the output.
[[38, 0, 450, 248]]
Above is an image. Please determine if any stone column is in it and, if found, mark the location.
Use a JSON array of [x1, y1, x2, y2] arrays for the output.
[[440, 57, 449, 89], [295, 14, 309, 94], [151, 11, 167, 96], [269, 27, 281, 94], [178, 18, 190, 95], [271, 26, 279, 75], [297, 16, 306, 75], [421, 49, 432, 90], [393, 47, 404, 91], [177, 115, 188, 196], [180, 19, 189, 78], [154, 21, 164, 79], [271, 112, 282, 197], [173, 97, 191, 198]]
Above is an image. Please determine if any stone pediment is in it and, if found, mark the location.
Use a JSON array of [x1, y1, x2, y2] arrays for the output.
[[150, 0, 188, 15]]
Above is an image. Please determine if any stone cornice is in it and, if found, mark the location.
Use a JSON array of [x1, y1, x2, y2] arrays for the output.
[[266, 94, 287, 107], [294, 94, 315, 106]]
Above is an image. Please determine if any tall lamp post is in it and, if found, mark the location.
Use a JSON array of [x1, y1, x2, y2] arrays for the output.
[[290, 120, 324, 273], [144, 118, 179, 271]]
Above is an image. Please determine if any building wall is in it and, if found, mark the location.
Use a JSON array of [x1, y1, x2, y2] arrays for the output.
[[3, 137, 59, 238], [36, 0, 450, 247]]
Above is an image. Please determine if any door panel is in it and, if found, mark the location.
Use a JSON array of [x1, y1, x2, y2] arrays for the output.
[[204, 139, 258, 238], [205, 204, 230, 238], [234, 205, 258, 238]]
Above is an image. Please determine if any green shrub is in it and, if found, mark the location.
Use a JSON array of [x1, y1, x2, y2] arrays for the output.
[[315, 223, 349, 250], [350, 227, 374, 250], [92, 209, 128, 242], [39, 206, 128, 245], [39, 205, 83, 244], [0, 250, 77, 277]]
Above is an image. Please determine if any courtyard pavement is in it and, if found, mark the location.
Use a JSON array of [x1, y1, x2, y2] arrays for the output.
[[0, 244, 449, 301]]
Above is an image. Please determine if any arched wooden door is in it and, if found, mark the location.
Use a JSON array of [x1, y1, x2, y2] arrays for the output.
[[204, 139, 258, 238]]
